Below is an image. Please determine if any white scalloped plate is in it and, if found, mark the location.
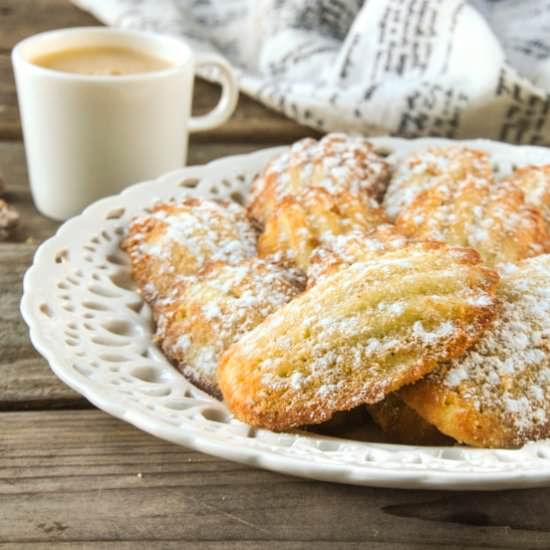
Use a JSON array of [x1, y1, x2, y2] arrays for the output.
[[21, 137, 550, 491]]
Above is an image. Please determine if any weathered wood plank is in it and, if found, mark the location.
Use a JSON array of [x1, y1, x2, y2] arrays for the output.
[[0, 544, 473, 550], [0, 358, 87, 410], [0, 0, 98, 52], [0, 409, 549, 549], [0, 243, 81, 409]]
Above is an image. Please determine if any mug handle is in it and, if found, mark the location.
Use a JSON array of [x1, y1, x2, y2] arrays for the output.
[[188, 55, 239, 133]]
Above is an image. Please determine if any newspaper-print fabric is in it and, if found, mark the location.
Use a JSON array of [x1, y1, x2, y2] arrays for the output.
[[74, 0, 550, 145]]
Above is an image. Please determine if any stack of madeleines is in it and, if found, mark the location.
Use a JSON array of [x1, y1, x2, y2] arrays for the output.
[[123, 133, 550, 449]]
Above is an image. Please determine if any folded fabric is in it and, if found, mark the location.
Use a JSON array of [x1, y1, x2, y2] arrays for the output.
[[74, 0, 550, 145]]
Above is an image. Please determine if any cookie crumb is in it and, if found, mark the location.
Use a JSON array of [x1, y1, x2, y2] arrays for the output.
[[0, 199, 19, 240]]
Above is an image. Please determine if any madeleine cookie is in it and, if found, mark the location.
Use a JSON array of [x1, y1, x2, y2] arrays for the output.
[[395, 178, 550, 266], [508, 165, 550, 228], [257, 188, 388, 271], [400, 254, 550, 448], [383, 146, 493, 220], [122, 198, 257, 303], [219, 243, 499, 431], [249, 133, 390, 223], [155, 258, 302, 398], [306, 224, 408, 286]]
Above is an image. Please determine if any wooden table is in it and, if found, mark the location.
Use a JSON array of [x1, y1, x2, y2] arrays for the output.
[[1, 2, 549, 548]]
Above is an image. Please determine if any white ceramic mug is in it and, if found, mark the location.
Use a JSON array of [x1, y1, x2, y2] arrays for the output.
[[12, 27, 239, 220]]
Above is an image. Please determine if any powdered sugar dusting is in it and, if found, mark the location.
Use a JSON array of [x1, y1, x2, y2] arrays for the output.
[[412, 321, 455, 345], [257, 187, 389, 271], [157, 258, 301, 395], [307, 225, 408, 286], [437, 254, 550, 442], [123, 198, 257, 302], [250, 133, 391, 220], [394, 160, 549, 266], [231, 244, 497, 418], [510, 165, 550, 226], [384, 146, 492, 219]]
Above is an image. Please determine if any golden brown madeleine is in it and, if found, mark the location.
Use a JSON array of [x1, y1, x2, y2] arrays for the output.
[[155, 258, 302, 398], [249, 133, 391, 223], [400, 255, 550, 448], [367, 395, 453, 446], [121, 198, 257, 303], [257, 188, 388, 271], [306, 225, 408, 287], [508, 165, 550, 227], [218, 243, 499, 431], [481, 183, 550, 262], [383, 146, 493, 220], [396, 177, 550, 266]]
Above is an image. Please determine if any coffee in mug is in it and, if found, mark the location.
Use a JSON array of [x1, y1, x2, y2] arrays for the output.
[[12, 27, 239, 220], [31, 46, 172, 76]]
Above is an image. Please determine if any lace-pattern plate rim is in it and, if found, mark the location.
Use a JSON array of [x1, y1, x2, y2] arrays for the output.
[[20, 137, 550, 491]]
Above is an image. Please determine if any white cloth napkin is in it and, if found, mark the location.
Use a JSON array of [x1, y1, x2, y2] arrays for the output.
[[74, 0, 550, 145]]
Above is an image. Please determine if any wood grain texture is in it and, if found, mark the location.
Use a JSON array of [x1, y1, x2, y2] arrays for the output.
[[1, 409, 549, 549], [0, 244, 83, 409], [0, 545, 476, 550], [0, 0, 98, 51]]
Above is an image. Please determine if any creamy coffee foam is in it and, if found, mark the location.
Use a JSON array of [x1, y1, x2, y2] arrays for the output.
[[31, 46, 172, 76]]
